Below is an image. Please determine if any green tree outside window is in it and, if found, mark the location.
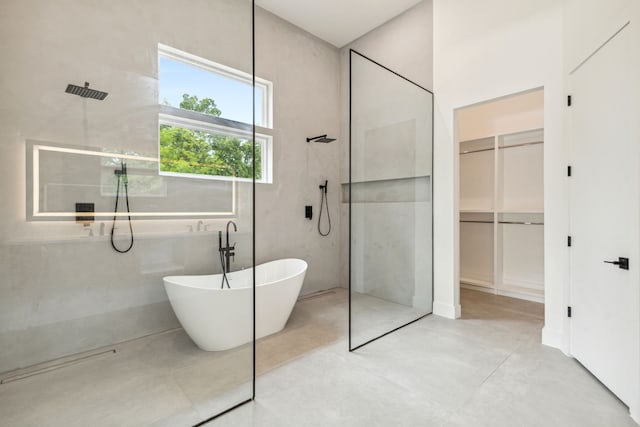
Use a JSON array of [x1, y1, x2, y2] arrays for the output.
[[160, 94, 260, 179]]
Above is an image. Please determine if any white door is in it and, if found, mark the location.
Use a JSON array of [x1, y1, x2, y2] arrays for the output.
[[569, 17, 640, 415]]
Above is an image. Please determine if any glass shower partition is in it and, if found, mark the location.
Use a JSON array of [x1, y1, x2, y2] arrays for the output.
[[349, 50, 434, 350], [0, 0, 255, 425]]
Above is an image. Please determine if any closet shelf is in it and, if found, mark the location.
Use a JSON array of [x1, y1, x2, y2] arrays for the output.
[[497, 209, 544, 214], [460, 209, 494, 213], [461, 209, 544, 214], [498, 140, 543, 150], [460, 147, 495, 155], [460, 127, 544, 302], [460, 220, 544, 225], [498, 221, 544, 226]]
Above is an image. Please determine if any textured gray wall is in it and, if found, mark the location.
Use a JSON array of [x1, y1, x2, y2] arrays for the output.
[[254, 7, 341, 296], [0, 0, 340, 372], [339, 1, 435, 297]]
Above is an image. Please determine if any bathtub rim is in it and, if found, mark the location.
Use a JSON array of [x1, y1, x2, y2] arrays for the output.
[[163, 258, 308, 290]]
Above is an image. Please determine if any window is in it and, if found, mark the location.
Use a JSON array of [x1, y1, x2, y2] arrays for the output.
[[158, 44, 273, 183]]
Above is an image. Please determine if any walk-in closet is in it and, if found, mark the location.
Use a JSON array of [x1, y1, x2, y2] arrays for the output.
[[458, 89, 544, 303]]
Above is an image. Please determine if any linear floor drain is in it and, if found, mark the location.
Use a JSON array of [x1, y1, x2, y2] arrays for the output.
[[1, 349, 116, 385], [298, 289, 337, 301]]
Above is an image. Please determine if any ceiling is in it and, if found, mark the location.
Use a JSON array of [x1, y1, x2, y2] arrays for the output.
[[255, 0, 424, 48]]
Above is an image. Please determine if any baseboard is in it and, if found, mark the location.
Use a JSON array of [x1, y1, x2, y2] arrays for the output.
[[541, 326, 567, 354], [433, 300, 461, 319], [412, 295, 431, 311]]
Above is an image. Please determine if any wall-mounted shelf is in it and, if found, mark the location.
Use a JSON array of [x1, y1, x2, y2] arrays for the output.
[[459, 128, 544, 303]]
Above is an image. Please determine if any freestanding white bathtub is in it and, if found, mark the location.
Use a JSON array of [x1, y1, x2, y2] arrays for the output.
[[163, 258, 307, 351]]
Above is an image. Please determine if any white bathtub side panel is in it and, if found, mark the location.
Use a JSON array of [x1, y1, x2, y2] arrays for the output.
[[256, 258, 308, 286], [256, 270, 306, 338], [164, 283, 252, 351]]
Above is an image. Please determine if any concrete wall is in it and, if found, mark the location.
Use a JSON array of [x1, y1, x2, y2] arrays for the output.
[[0, 0, 340, 373], [255, 7, 341, 295], [338, 0, 434, 296], [348, 50, 433, 308]]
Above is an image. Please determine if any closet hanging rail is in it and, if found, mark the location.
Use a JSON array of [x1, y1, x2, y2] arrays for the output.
[[459, 147, 495, 155], [498, 221, 544, 225], [498, 141, 543, 150], [460, 220, 493, 224]]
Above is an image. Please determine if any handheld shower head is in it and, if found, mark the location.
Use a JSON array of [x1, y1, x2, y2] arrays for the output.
[[306, 134, 336, 143]]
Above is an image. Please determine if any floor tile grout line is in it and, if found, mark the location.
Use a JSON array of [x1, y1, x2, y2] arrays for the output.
[[445, 350, 516, 419], [479, 351, 514, 387]]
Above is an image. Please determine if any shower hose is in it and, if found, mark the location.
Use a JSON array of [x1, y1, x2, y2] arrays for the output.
[[110, 162, 134, 253], [318, 180, 331, 236]]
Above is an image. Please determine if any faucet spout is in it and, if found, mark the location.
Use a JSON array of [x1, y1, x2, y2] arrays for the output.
[[222, 221, 238, 274]]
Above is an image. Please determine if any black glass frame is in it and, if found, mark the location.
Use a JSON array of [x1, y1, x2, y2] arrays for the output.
[[194, 1, 256, 424], [348, 49, 434, 352]]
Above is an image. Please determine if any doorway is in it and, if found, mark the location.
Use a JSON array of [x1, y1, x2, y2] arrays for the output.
[[456, 89, 545, 315]]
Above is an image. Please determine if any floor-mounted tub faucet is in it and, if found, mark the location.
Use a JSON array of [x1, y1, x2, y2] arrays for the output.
[[219, 220, 237, 274], [218, 221, 237, 289], [225, 221, 237, 272]]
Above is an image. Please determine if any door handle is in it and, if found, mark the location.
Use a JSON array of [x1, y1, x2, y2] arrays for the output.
[[604, 257, 629, 270]]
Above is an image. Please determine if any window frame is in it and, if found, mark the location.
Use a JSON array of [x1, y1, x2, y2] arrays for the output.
[[158, 44, 273, 183], [158, 43, 273, 129]]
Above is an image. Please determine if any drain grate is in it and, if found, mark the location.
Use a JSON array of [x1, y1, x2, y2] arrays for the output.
[[0, 349, 116, 385], [298, 289, 337, 301]]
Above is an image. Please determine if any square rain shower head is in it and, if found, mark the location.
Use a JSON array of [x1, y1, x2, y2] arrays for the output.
[[65, 82, 108, 100], [306, 134, 336, 143]]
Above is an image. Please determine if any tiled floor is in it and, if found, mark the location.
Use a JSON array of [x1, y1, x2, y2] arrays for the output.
[[0, 289, 348, 427], [1, 288, 637, 427], [208, 289, 638, 427], [350, 291, 428, 349]]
